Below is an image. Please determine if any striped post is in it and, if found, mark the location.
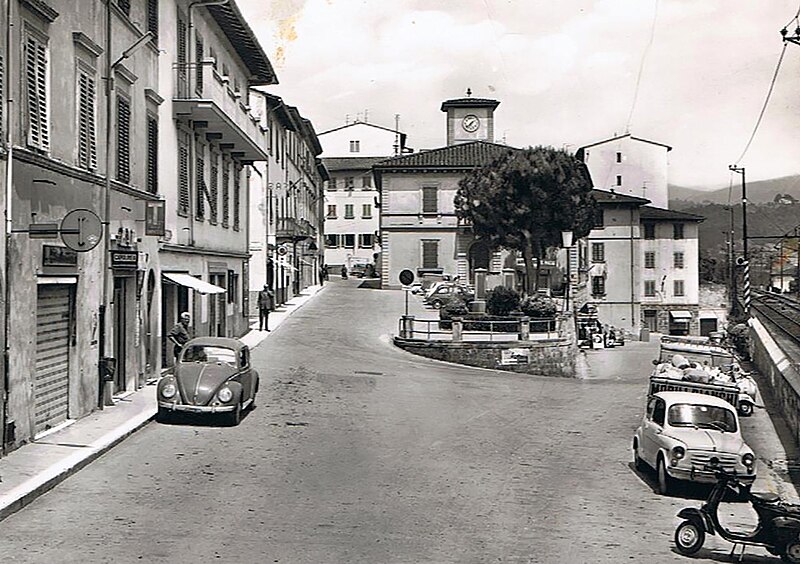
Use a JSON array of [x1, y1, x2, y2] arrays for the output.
[[743, 260, 751, 313]]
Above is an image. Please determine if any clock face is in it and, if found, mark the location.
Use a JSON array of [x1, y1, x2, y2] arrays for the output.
[[461, 114, 480, 133]]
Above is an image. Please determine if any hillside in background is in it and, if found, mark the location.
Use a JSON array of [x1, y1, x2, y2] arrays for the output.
[[669, 174, 800, 205], [671, 200, 800, 251]]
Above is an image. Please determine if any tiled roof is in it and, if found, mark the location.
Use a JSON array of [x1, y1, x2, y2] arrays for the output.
[[207, 2, 277, 85], [640, 205, 705, 222], [591, 189, 650, 205], [322, 157, 389, 172], [374, 141, 516, 170], [440, 97, 501, 111]]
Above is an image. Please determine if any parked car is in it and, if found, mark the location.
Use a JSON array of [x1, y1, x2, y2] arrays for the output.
[[157, 337, 259, 426], [408, 282, 424, 294], [632, 391, 756, 495], [424, 284, 475, 309], [349, 264, 369, 278]]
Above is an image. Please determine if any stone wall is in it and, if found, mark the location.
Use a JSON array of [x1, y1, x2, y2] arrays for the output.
[[393, 337, 579, 378]]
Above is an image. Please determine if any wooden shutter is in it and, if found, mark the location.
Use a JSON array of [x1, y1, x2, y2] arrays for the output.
[[422, 240, 438, 269], [176, 15, 187, 97], [146, 117, 158, 193], [209, 152, 218, 223], [233, 165, 241, 231], [26, 34, 49, 151], [221, 159, 230, 228], [78, 72, 97, 170], [116, 96, 131, 183], [178, 133, 189, 215], [147, 0, 159, 38], [117, 0, 131, 16], [422, 186, 438, 214], [195, 154, 205, 220], [195, 36, 203, 94]]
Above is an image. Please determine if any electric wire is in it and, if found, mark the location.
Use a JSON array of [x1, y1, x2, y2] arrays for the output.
[[625, 0, 659, 133]]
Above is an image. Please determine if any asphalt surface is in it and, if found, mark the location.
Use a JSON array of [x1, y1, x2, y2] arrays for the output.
[[0, 279, 792, 563]]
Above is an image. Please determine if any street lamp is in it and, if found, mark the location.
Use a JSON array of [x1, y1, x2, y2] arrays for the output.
[[561, 231, 573, 313], [98, 28, 155, 408]]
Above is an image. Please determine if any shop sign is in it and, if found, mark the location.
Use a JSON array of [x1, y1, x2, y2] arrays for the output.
[[43, 245, 78, 267], [501, 348, 531, 365], [145, 200, 166, 237], [111, 249, 138, 270]]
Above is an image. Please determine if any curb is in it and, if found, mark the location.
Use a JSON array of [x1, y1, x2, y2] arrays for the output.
[[0, 408, 156, 523]]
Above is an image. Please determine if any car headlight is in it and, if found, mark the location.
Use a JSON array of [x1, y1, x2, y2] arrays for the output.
[[217, 387, 233, 402], [743, 452, 755, 469], [161, 383, 176, 399], [671, 446, 686, 465]]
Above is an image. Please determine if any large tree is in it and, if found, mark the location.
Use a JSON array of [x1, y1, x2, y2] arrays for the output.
[[454, 146, 597, 294]]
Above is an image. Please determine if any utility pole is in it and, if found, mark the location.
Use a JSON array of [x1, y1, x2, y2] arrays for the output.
[[795, 226, 800, 295], [728, 205, 738, 316], [729, 165, 748, 315]]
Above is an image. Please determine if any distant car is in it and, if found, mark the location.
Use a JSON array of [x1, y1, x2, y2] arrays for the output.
[[349, 264, 370, 278], [632, 391, 756, 495], [157, 337, 259, 426], [408, 282, 424, 294], [424, 284, 475, 309]]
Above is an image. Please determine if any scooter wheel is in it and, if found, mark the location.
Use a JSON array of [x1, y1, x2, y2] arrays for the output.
[[674, 520, 705, 555], [781, 541, 800, 563]]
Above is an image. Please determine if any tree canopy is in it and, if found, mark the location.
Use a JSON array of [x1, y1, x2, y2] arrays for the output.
[[454, 146, 597, 293]]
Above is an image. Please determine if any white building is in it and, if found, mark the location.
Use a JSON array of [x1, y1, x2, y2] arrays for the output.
[[577, 134, 671, 209], [318, 121, 407, 272]]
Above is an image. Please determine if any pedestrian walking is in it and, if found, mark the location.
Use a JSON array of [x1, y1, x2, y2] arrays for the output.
[[168, 312, 193, 360], [322, 264, 329, 281], [341, 265, 348, 279], [257, 284, 275, 331]]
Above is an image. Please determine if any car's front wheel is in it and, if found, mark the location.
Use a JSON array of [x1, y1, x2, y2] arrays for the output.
[[674, 520, 705, 555], [782, 541, 800, 563], [739, 401, 754, 417], [227, 400, 242, 426], [657, 456, 673, 496]]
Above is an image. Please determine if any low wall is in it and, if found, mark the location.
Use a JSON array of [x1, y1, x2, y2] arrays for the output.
[[393, 336, 580, 378], [750, 317, 800, 446]]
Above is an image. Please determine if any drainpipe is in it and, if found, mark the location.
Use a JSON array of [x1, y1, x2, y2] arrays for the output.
[[3, 0, 14, 449]]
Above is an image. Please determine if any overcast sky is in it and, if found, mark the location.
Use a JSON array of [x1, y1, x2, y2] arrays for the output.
[[238, 0, 800, 189]]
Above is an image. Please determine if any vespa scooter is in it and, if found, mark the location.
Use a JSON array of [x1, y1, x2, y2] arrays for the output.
[[674, 462, 800, 562]]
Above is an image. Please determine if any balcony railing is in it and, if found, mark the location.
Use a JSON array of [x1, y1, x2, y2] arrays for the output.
[[173, 61, 267, 161]]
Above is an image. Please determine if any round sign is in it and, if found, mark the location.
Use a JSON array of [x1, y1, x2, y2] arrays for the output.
[[399, 269, 415, 286], [277, 245, 288, 256], [61, 208, 102, 252]]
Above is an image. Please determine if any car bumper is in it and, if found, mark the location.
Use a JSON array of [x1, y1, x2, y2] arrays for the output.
[[158, 401, 236, 413], [668, 466, 756, 484]]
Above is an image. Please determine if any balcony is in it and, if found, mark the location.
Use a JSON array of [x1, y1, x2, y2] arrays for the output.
[[173, 62, 267, 161], [276, 217, 317, 241]]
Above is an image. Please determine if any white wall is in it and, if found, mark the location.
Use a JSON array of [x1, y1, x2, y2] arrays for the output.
[[319, 122, 401, 157]]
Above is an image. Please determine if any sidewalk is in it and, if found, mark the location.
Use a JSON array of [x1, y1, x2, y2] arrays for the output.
[[0, 284, 325, 522]]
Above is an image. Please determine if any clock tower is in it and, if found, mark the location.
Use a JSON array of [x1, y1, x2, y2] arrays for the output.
[[441, 89, 500, 146]]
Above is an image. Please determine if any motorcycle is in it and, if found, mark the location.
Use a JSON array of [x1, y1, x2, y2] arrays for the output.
[[674, 461, 800, 562]]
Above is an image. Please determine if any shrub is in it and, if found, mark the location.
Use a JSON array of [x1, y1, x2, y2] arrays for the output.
[[486, 286, 520, 316], [520, 295, 557, 318], [440, 296, 469, 319]]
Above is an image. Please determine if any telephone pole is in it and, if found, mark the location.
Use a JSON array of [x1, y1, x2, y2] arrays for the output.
[[729, 165, 749, 315]]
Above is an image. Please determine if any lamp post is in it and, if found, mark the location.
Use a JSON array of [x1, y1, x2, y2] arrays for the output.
[[99, 27, 154, 408], [561, 231, 573, 313]]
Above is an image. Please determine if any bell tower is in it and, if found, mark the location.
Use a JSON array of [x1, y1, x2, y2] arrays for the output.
[[441, 88, 500, 146]]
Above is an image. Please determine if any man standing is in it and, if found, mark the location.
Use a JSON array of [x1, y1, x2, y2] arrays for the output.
[[257, 284, 275, 331], [168, 312, 193, 360]]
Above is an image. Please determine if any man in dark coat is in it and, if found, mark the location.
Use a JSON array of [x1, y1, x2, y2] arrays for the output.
[[257, 284, 275, 331], [168, 312, 193, 360]]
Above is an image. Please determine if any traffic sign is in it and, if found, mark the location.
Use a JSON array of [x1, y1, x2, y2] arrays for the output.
[[61, 208, 102, 252], [399, 269, 414, 286]]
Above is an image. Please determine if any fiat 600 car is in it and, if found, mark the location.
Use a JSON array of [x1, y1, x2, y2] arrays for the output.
[[632, 391, 756, 495], [157, 337, 259, 425]]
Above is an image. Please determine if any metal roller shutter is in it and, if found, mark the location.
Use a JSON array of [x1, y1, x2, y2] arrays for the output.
[[34, 285, 71, 435]]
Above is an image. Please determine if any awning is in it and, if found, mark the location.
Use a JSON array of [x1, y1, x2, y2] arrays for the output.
[[670, 310, 693, 320], [162, 272, 226, 294], [276, 258, 298, 272]]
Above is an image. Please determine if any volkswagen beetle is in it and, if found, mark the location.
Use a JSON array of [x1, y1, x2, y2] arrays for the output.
[[157, 337, 259, 426]]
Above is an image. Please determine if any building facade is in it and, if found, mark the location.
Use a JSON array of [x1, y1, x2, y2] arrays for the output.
[[577, 134, 671, 209], [318, 121, 407, 273]]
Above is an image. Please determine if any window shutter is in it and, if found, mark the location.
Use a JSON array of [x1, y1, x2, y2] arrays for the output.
[[146, 117, 158, 193], [117, 0, 131, 16], [26, 35, 49, 151], [195, 36, 203, 94], [422, 187, 438, 213], [195, 154, 206, 220], [209, 153, 218, 223], [78, 72, 97, 170], [233, 165, 241, 231], [116, 96, 131, 183], [147, 0, 159, 39], [176, 16, 187, 96], [178, 134, 189, 215], [422, 240, 438, 269], [221, 160, 230, 228]]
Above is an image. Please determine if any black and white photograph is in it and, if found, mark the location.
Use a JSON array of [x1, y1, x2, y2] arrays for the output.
[[2, 1, 800, 562]]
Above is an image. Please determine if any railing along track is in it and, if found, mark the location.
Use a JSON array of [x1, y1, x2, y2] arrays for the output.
[[751, 289, 800, 343]]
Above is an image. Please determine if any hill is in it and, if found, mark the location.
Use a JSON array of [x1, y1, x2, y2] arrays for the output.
[[669, 174, 800, 205]]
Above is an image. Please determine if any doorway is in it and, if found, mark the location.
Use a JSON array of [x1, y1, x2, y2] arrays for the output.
[[113, 277, 127, 393]]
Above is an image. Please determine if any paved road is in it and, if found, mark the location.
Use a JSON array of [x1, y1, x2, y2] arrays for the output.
[[0, 279, 788, 563]]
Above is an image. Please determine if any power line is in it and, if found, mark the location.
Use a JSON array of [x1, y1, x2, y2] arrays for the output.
[[625, 0, 659, 133]]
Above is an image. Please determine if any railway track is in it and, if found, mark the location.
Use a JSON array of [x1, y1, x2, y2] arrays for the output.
[[751, 289, 800, 343]]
